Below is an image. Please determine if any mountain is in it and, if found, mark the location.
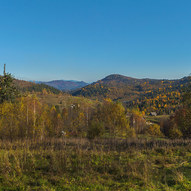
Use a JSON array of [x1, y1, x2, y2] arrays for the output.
[[14, 79, 61, 94], [36, 80, 88, 91], [72, 74, 190, 114]]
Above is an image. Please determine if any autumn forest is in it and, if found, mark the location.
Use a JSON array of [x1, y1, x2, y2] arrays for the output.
[[0, 69, 190, 190]]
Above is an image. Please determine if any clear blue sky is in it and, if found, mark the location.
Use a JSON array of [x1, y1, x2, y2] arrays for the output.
[[0, 0, 191, 82]]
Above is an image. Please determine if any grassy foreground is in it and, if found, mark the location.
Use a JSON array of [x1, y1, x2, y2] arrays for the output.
[[0, 139, 191, 190]]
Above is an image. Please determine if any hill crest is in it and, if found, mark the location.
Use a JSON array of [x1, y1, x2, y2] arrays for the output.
[[36, 80, 88, 91]]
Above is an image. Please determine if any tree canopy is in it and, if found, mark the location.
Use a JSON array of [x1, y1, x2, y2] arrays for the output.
[[0, 73, 18, 103]]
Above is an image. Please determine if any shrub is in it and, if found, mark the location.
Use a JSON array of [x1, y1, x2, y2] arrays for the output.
[[126, 128, 136, 138], [87, 120, 104, 140], [160, 116, 174, 137], [146, 124, 163, 137], [174, 108, 191, 138], [168, 126, 183, 139], [160, 116, 183, 139]]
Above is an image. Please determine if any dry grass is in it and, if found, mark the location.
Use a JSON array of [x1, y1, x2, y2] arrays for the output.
[[0, 138, 191, 190]]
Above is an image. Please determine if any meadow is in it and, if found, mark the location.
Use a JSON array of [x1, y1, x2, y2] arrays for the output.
[[0, 73, 190, 190], [0, 138, 191, 190]]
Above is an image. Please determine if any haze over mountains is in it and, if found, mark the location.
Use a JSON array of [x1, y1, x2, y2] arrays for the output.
[[14, 79, 61, 94], [35, 80, 88, 91]]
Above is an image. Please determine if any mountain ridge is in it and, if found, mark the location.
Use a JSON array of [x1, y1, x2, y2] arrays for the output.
[[73, 74, 190, 97], [72, 74, 190, 114], [14, 79, 61, 94], [36, 80, 88, 91]]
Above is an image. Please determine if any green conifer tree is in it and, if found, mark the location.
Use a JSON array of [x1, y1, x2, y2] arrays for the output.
[[0, 65, 18, 103]]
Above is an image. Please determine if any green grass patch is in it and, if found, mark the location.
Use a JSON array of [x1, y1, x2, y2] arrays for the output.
[[0, 139, 190, 190]]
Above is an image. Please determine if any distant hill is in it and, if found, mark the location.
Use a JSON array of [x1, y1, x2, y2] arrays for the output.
[[72, 74, 190, 114], [14, 79, 61, 94], [36, 80, 88, 91]]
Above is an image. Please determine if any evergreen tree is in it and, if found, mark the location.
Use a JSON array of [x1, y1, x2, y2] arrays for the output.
[[0, 73, 18, 103]]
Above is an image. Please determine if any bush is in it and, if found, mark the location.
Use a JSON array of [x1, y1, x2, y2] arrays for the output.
[[160, 117, 174, 137], [87, 120, 104, 140], [168, 126, 183, 139], [160, 116, 183, 139], [126, 128, 136, 138], [174, 108, 191, 138], [146, 124, 163, 137]]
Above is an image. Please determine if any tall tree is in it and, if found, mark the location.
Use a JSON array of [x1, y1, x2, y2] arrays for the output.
[[0, 71, 18, 103]]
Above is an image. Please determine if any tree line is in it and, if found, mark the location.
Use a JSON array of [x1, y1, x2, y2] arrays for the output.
[[0, 72, 191, 140]]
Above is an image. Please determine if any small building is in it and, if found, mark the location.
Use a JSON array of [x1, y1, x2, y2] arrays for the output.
[[150, 112, 157, 116]]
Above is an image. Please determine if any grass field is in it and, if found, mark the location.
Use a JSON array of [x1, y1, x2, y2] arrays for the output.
[[0, 138, 191, 190], [36, 93, 99, 110]]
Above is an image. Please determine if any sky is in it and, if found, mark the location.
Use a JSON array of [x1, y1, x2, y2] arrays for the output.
[[0, 0, 191, 82]]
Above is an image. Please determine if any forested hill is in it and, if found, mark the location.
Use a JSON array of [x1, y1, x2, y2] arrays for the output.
[[37, 80, 88, 91], [72, 74, 190, 114], [72, 74, 189, 100], [14, 79, 61, 94]]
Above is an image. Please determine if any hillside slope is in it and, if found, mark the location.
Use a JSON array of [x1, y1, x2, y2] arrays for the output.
[[72, 74, 190, 114], [14, 79, 61, 94]]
